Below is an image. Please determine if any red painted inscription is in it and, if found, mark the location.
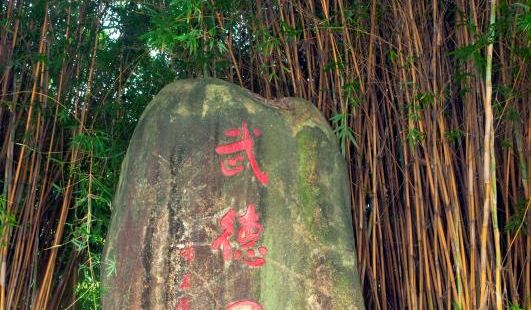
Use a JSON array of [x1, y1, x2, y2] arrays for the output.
[[179, 273, 191, 290], [178, 245, 195, 307], [211, 204, 267, 267], [215, 121, 268, 185], [211, 209, 236, 262], [176, 297, 191, 310], [180, 246, 196, 263], [225, 300, 263, 310]]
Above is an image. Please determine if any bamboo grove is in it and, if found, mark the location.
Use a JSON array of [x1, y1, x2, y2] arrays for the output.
[[0, 0, 529, 309]]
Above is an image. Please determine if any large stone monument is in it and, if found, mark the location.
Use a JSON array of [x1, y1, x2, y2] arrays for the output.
[[102, 78, 365, 309]]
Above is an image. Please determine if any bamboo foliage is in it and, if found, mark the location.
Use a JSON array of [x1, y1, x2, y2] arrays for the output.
[[1, 0, 529, 309], [0, 1, 98, 308]]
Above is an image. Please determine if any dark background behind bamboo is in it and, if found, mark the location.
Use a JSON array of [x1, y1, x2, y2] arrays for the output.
[[0, 0, 529, 309]]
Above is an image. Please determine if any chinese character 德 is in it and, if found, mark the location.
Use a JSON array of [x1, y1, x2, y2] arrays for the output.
[[211, 204, 267, 267], [215, 121, 268, 185]]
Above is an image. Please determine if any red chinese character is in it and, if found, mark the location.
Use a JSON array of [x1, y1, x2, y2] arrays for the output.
[[176, 297, 191, 310], [215, 121, 269, 185], [239, 247, 268, 267], [237, 204, 263, 248], [211, 208, 236, 261], [225, 300, 263, 310], [211, 205, 268, 267], [180, 246, 195, 264], [179, 273, 191, 290]]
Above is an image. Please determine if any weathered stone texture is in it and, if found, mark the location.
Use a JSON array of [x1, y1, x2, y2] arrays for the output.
[[102, 78, 365, 309]]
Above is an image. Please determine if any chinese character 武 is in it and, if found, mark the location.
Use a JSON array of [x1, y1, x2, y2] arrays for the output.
[[215, 121, 268, 185]]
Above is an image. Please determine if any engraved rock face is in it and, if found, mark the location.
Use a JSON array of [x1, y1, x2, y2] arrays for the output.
[[102, 78, 365, 309]]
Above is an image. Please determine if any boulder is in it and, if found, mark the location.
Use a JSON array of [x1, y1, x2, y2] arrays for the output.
[[102, 78, 365, 309]]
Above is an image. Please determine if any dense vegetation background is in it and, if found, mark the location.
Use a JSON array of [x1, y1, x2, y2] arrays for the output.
[[0, 0, 529, 309]]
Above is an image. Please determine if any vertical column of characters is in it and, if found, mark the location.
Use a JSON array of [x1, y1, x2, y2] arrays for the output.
[[213, 121, 268, 309], [176, 245, 195, 310]]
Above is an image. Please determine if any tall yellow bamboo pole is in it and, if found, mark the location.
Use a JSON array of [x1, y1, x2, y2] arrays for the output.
[[479, 0, 501, 309]]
